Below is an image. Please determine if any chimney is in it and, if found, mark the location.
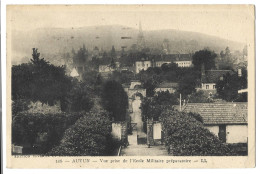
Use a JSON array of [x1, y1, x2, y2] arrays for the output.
[[238, 68, 242, 77]]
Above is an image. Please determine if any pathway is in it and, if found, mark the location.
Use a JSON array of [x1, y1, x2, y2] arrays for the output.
[[120, 143, 169, 156]]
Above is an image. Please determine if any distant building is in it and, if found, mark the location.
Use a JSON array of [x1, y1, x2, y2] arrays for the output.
[[157, 54, 193, 68], [182, 102, 248, 144], [70, 67, 80, 78], [155, 82, 178, 94], [200, 70, 232, 90], [155, 61, 171, 67], [93, 46, 99, 57], [198, 64, 233, 96], [99, 65, 115, 73], [135, 59, 152, 73]]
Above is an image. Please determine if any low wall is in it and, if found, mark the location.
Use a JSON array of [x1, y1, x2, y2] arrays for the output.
[[147, 120, 162, 146], [111, 122, 128, 143]]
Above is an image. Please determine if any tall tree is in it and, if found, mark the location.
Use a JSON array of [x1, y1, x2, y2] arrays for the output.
[[12, 48, 72, 107], [216, 69, 247, 102], [101, 81, 128, 121], [192, 49, 217, 71]]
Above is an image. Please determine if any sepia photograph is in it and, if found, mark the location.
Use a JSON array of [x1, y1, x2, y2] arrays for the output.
[[5, 4, 255, 168]]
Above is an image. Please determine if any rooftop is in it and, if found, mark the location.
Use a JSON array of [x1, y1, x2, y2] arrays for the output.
[[202, 70, 233, 83], [182, 102, 248, 125]]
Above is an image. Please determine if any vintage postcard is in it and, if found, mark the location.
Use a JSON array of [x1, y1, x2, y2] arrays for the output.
[[6, 5, 255, 168]]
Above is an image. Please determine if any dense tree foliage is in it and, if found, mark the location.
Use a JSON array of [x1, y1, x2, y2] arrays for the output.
[[192, 49, 217, 71], [48, 110, 118, 156], [141, 91, 179, 121], [66, 82, 94, 112], [12, 48, 72, 107], [160, 108, 234, 156], [216, 69, 247, 102], [188, 90, 213, 103], [101, 80, 128, 121], [218, 47, 236, 70], [108, 70, 134, 84], [12, 112, 84, 154], [177, 68, 200, 98], [72, 44, 88, 65]]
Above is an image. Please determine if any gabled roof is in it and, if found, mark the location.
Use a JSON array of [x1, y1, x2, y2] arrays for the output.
[[70, 68, 79, 77], [202, 70, 233, 83], [182, 102, 248, 125], [157, 82, 178, 88]]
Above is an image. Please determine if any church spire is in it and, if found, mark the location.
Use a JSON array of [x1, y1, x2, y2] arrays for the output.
[[137, 21, 145, 51]]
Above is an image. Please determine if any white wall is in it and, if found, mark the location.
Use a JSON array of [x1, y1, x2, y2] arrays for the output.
[[205, 125, 219, 136], [175, 61, 192, 67], [201, 83, 216, 90], [135, 61, 152, 73], [153, 123, 162, 139], [226, 125, 248, 143], [111, 123, 122, 140]]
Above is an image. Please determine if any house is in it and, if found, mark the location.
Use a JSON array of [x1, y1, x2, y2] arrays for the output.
[[135, 59, 152, 73], [182, 102, 248, 144], [98, 65, 115, 73], [198, 68, 233, 96], [155, 82, 178, 94], [162, 54, 193, 67]]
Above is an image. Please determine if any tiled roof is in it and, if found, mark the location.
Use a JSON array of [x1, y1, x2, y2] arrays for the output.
[[202, 70, 233, 83], [158, 82, 178, 88], [182, 102, 248, 125]]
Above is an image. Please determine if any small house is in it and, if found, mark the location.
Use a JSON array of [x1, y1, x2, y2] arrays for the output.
[[182, 102, 248, 144]]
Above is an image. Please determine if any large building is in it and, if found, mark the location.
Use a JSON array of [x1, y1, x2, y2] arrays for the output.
[[154, 54, 193, 68], [135, 59, 152, 73]]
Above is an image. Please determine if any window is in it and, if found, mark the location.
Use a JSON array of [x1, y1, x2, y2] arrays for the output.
[[206, 85, 209, 89], [213, 85, 216, 89]]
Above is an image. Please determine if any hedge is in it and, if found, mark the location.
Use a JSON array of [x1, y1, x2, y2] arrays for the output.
[[12, 112, 84, 154], [48, 109, 119, 156], [160, 107, 234, 156]]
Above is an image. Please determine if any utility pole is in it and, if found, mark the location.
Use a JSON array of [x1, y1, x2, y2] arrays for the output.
[[180, 93, 182, 111]]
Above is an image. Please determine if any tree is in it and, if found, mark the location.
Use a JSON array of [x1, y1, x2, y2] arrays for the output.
[[177, 68, 200, 98], [12, 48, 72, 107], [216, 69, 247, 102], [218, 47, 235, 70], [101, 81, 128, 121], [188, 91, 213, 103], [192, 49, 217, 70], [141, 91, 179, 121], [67, 82, 94, 112], [47, 110, 118, 156], [73, 45, 88, 65]]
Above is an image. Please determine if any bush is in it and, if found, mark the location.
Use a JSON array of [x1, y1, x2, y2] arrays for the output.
[[160, 108, 234, 156], [48, 109, 118, 156], [12, 112, 84, 154]]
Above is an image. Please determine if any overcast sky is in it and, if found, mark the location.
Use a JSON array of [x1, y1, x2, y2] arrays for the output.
[[7, 5, 254, 44]]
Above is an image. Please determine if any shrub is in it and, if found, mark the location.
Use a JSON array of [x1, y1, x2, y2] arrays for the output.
[[12, 112, 84, 154], [48, 109, 118, 156], [160, 108, 233, 156]]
